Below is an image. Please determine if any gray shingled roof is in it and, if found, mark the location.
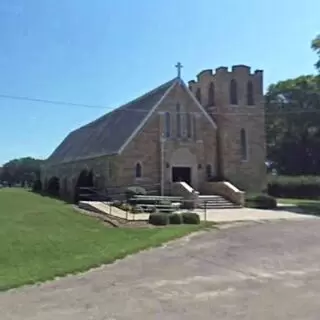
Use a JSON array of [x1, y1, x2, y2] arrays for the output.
[[47, 78, 177, 165]]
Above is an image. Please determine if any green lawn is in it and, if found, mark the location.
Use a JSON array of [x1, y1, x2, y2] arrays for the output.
[[278, 198, 320, 214], [0, 188, 204, 290]]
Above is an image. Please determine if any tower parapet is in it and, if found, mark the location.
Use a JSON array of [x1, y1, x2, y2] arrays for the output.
[[188, 64, 263, 109]]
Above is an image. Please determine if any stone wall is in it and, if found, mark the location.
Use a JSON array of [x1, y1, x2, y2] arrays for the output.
[[116, 112, 162, 196]]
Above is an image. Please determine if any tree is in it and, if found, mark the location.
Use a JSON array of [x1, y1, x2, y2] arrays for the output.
[[312, 34, 320, 72], [265, 75, 320, 175], [0, 157, 43, 185]]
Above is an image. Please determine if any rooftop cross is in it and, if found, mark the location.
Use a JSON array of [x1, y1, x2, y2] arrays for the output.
[[175, 62, 183, 79]]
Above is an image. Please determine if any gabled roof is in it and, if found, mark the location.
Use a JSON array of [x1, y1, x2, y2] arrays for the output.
[[47, 78, 177, 165]]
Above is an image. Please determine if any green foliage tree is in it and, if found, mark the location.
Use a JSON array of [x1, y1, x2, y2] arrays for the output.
[[312, 34, 320, 72], [0, 157, 43, 185], [265, 75, 320, 175]]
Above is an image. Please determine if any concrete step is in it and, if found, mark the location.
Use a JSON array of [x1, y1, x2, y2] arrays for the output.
[[198, 195, 221, 199], [198, 194, 241, 209]]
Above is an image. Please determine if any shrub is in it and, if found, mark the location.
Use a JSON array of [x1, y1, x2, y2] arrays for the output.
[[119, 203, 132, 212], [131, 205, 144, 214], [125, 186, 147, 202], [112, 200, 122, 208], [32, 179, 42, 193], [148, 213, 169, 226], [268, 175, 320, 199], [168, 213, 183, 225], [182, 212, 200, 224], [246, 194, 277, 209]]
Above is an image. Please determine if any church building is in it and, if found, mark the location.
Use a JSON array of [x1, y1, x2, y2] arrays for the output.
[[41, 64, 266, 201]]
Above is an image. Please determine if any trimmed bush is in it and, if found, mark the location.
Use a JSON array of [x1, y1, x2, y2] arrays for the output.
[[125, 186, 147, 202], [149, 213, 169, 226], [268, 175, 320, 199], [182, 212, 200, 224], [168, 213, 183, 225], [246, 194, 277, 209]]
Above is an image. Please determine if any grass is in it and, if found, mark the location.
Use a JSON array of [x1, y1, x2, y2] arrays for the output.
[[0, 188, 205, 291], [278, 198, 320, 215]]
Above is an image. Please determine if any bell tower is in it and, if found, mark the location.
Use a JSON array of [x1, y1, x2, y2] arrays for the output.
[[189, 65, 266, 191]]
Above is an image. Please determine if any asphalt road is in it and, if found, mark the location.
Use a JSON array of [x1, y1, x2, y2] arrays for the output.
[[2, 219, 320, 320]]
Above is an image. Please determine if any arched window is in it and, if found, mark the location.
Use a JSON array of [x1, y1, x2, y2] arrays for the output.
[[107, 160, 113, 179], [247, 80, 254, 105], [230, 79, 238, 105], [208, 82, 215, 106], [135, 162, 142, 178], [165, 112, 171, 138], [176, 103, 182, 138], [186, 113, 192, 138], [206, 164, 212, 180], [196, 88, 201, 103], [240, 129, 248, 160], [193, 115, 197, 141]]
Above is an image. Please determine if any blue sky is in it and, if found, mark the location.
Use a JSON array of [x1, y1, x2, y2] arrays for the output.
[[0, 0, 319, 165]]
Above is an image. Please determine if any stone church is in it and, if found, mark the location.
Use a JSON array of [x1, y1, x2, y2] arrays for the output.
[[41, 64, 266, 201]]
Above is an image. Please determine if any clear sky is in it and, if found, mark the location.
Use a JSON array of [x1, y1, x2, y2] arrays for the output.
[[0, 0, 319, 165]]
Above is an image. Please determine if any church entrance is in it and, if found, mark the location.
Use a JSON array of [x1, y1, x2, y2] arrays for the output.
[[172, 167, 192, 185], [169, 148, 198, 189]]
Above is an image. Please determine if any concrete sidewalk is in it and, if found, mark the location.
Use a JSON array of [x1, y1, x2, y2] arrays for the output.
[[80, 201, 317, 223], [194, 206, 317, 223]]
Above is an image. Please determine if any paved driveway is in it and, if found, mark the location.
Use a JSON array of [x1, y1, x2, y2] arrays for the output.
[[2, 219, 320, 320]]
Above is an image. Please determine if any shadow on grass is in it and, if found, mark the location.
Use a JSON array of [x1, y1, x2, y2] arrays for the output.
[[278, 201, 320, 217], [295, 203, 320, 216], [29, 189, 74, 204]]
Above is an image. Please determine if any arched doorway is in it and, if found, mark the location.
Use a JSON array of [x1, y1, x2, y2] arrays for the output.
[[74, 169, 94, 203], [47, 176, 60, 197], [61, 177, 69, 198], [44, 178, 48, 190]]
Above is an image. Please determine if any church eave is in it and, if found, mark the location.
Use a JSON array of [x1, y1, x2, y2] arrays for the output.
[[45, 151, 119, 167]]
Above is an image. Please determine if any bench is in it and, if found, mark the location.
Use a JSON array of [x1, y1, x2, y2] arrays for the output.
[[133, 195, 183, 201], [131, 195, 183, 205], [131, 196, 183, 213], [136, 204, 176, 213]]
